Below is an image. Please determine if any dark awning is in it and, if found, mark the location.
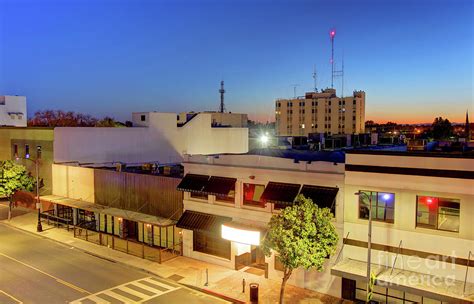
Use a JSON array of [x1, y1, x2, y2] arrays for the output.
[[260, 182, 301, 204], [202, 176, 236, 196], [176, 210, 232, 234], [176, 174, 209, 192], [299, 185, 338, 209]]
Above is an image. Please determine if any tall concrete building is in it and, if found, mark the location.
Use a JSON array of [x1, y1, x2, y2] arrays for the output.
[[275, 89, 365, 136]]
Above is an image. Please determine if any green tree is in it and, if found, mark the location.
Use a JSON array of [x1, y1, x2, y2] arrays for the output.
[[0, 161, 35, 219], [262, 195, 339, 304]]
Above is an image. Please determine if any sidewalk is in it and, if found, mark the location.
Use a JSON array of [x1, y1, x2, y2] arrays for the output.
[[0, 206, 350, 304]]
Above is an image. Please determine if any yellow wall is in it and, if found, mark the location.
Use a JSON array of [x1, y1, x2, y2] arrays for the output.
[[52, 164, 95, 202]]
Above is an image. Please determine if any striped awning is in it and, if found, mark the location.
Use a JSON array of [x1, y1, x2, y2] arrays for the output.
[[176, 174, 209, 192], [299, 185, 338, 210], [176, 210, 231, 234], [260, 182, 301, 204], [202, 176, 236, 196]]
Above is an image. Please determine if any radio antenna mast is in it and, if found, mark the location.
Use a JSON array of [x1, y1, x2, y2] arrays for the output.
[[312, 65, 318, 92], [219, 80, 225, 113]]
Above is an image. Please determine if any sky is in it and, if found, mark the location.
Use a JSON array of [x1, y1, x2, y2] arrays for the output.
[[0, 0, 472, 124]]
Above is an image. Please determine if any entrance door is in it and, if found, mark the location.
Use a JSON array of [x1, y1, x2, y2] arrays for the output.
[[250, 246, 265, 266]]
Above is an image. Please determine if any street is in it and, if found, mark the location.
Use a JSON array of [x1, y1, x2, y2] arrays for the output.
[[0, 221, 229, 304]]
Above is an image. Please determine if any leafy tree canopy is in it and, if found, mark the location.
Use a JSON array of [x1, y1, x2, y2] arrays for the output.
[[262, 195, 339, 303], [431, 116, 452, 139], [28, 110, 125, 127], [0, 161, 35, 201]]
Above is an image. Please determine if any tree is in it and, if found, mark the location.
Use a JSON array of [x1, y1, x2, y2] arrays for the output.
[[262, 195, 339, 304], [0, 161, 36, 219], [431, 116, 452, 139]]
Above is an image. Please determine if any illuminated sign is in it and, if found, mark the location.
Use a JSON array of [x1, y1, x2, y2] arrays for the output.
[[221, 223, 261, 246]]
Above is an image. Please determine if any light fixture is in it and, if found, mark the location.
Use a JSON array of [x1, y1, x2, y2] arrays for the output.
[[260, 134, 269, 144], [382, 193, 391, 201], [222, 224, 261, 246]]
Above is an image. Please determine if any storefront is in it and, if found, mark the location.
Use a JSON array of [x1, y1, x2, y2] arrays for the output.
[[40, 195, 181, 263]]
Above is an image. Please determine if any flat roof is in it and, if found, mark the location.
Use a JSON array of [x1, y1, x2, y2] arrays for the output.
[[346, 149, 474, 159], [247, 148, 346, 163], [41, 195, 176, 227]]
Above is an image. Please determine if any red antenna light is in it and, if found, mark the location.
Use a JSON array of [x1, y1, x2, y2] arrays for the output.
[[330, 29, 336, 38]]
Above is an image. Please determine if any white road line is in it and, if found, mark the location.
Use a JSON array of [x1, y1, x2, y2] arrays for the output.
[[120, 285, 152, 298], [141, 278, 176, 290], [102, 290, 137, 303], [133, 281, 167, 294]]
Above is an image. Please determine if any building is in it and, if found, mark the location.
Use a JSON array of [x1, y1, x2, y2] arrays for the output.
[[0, 95, 27, 127], [177, 112, 248, 128], [275, 89, 365, 136], [38, 163, 184, 263], [0, 127, 55, 197], [332, 150, 474, 303], [175, 151, 345, 297], [54, 111, 249, 164]]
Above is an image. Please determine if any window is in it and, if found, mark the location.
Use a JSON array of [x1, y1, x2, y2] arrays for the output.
[[358, 191, 395, 223], [13, 144, 18, 158], [216, 189, 235, 204], [36, 146, 42, 159], [416, 196, 460, 232], [191, 192, 208, 200], [193, 231, 230, 259], [141, 115, 146, 121], [243, 183, 265, 207], [328, 101, 331, 106], [25, 144, 30, 158], [353, 100, 357, 105]]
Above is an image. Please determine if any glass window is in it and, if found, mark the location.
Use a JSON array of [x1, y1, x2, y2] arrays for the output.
[[141, 115, 146, 121], [216, 189, 235, 204], [13, 144, 18, 158], [190, 192, 208, 200], [416, 196, 460, 232], [25, 144, 30, 158], [358, 191, 395, 223], [193, 231, 230, 259], [36, 146, 42, 159], [243, 183, 265, 207]]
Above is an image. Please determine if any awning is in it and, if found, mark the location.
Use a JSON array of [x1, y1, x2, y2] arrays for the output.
[[332, 258, 474, 302], [40, 195, 176, 227], [260, 182, 301, 204], [176, 174, 209, 192], [176, 210, 231, 234], [202, 176, 236, 196], [299, 185, 338, 209]]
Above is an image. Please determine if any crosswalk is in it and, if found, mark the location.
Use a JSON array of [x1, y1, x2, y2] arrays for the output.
[[70, 276, 181, 304]]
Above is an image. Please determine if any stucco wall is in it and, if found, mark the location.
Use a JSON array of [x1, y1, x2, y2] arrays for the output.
[[52, 164, 95, 202]]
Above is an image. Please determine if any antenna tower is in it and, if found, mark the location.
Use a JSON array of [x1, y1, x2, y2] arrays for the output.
[[312, 65, 318, 92], [219, 80, 225, 113]]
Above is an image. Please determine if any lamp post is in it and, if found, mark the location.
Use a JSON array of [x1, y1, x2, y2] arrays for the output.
[[16, 156, 42, 232], [355, 191, 372, 302]]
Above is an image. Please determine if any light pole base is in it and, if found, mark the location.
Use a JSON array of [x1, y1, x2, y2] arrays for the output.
[[37, 219, 43, 232]]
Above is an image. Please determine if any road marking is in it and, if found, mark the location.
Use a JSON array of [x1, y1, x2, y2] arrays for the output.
[[0, 290, 23, 304], [71, 277, 181, 304], [0, 252, 90, 295]]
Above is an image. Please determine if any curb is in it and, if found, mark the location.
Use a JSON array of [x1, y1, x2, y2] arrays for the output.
[[1, 221, 243, 304]]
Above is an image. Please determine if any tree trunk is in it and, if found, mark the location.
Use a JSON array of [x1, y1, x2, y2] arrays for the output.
[[8, 197, 12, 220], [279, 268, 292, 304]]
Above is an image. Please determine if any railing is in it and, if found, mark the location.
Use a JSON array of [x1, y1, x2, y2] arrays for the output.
[[390, 240, 403, 275], [334, 232, 350, 265], [464, 251, 472, 296], [40, 210, 73, 231], [73, 226, 181, 264]]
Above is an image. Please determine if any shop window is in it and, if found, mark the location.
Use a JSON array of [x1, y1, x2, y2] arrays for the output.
[[193, 231, 230, 259], [416, 196, 460, 232], [358, 191, 395, 223], [243, 183, 265, 207]]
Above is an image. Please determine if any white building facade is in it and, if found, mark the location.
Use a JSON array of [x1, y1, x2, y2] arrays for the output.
[[176, 153, 345, 297], [0, 95, 27, 127], [54, 112, 248, 164], [333, 150, 474, 303]]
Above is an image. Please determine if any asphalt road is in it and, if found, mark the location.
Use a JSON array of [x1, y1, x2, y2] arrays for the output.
[[0, 222, 229, 304]]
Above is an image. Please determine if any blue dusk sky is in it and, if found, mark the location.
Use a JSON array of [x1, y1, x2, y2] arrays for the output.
[[0, 0, 472, 123]]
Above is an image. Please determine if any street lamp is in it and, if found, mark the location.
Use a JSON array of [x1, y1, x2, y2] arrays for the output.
[[16, 156, 42, 232], [355, 191, 372, 302]]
